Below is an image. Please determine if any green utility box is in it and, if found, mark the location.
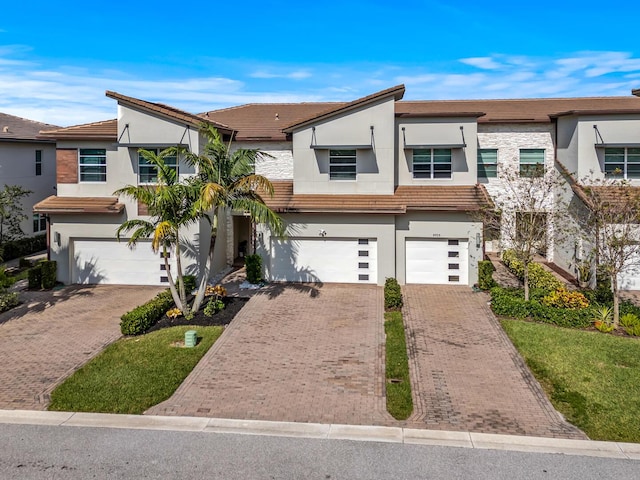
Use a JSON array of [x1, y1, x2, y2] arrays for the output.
[[185, 330, 197, 348]]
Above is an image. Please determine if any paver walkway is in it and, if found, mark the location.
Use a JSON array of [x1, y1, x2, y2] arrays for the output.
[[148, 284, 393, 425], [0, 285, 161, 410], [402, 285, 586, 439]]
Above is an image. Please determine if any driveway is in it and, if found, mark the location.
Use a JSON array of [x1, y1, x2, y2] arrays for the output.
[[147, 284, 393, 425], [0, 285, 162, 410], [402, 285, 586, 439]]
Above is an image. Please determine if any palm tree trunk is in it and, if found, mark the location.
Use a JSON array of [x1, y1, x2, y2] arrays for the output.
[[174, 237, 187, 308], [163, 245, 184, 312], [191, 236, 214, 313]]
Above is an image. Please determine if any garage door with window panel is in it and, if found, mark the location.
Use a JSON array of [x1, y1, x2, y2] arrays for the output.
[[72, 239, 175, 285], [406, 238, 468, 284], [270, 237, 377, 283]]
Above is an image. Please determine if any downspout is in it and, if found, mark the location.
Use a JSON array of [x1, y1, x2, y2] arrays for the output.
[[45, 214, 51, 261]]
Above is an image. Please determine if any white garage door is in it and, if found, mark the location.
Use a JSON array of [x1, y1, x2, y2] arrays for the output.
[[72, 239, 174, 285], [406, 238, 468, 285], [270, 237, 377, 283], [619, 255, 640, 290]]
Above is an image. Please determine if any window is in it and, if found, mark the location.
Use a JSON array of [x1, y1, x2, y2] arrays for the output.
[[329, 150, 356, 180], [604, 147, 640, 179], [477, 149, 497, 178], [139, 148, 178, 184], [33, 214, 46, 233], [35, 150, 42, 176], [79, 149, 107, 182], [519, 149, 545, 177], [413, 148, 452, 179]]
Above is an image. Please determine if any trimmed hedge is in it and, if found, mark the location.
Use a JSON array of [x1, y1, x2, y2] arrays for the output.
[[26, 260, 57, 290], [28, 265, 43, 290], [501, 249, 563, 292], [0, 292, 19, 313], [245, 254, 262, 284], [490, 287, 592, 328], [120, 290, 174, 336], [478, 260, 497, 290], [0, 235, 46, 262], [384, 277, 403, 310]]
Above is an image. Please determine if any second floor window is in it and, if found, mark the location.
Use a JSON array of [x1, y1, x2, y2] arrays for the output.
[[329, 149, 356, 180], [35, 150, 42, 176], [604, 147, 640, 179], [519, 149, 545, 177], [477, 149, 498, 178], [139, 149, 178, 184], [79, 149, 107, 182], [413, 148, 452, 179]]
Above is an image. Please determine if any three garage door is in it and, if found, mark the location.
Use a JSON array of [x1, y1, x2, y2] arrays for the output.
[[72, 239, 173, 285], [269, 237, 377, 283], [405, 238, 468, 285]]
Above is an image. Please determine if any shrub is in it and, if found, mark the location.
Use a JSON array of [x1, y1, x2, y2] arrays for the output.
[[18, 257, 32, 269], [501, 250, 562, 292], [120, 290, 174, 336], [40, 260, 57, 289], [620, 313, 640, 328], [0, 267, 14, 289], [478, 260, 497, 290], [0, 235, 46, 262], [28, 265, 42, 290], [489, 287, 592, 328], [181, 275, 197, 294], [384, 277, 403, 310], [245, 254, 263, 284], [624, 324, 640, 336], [541, 288, 590, 310], [204, 298, 225, 317], [0, 292, 19, 313]]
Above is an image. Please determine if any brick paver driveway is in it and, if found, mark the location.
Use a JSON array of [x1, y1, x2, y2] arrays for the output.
[[402, 285, 586, 439], [0, 285, 161, 410], [148, 284, 393, 425]]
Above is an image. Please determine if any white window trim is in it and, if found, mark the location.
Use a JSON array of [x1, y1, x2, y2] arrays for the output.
[[604, 147, 640, 180], [519, 148, 545, 177], [33, 213, 46, 233], [78, 148, 107, 183]]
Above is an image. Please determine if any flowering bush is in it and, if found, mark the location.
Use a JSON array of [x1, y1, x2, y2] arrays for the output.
[[205, 284, 227, 297], [542, 288, 590, 310], [166, 308, 182, 319]]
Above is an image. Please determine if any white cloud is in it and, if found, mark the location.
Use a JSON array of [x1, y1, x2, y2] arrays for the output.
[[460, 57, 502, 70], [250, 70, 312, 80]]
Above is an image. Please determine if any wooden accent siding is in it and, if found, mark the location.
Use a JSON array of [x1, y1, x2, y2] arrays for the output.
[[56, 148, 78, 183], [137, 201, 149, 216]]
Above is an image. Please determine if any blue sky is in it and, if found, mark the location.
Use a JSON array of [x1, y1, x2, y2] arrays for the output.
[[1, 0, 639, 126]]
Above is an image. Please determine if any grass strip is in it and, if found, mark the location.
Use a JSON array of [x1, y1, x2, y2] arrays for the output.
[[501, 319, 640, 442], [49, 326, 224, 414], [384, 311, 413, 420]]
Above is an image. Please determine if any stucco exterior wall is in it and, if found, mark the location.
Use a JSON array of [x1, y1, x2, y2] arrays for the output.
[[0, 141, 56, 237], [291, 97, 396, 194]]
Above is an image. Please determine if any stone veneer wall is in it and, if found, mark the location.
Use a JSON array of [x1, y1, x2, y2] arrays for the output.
[[232, 142, 293, 180], [478, 123, 557, 261]]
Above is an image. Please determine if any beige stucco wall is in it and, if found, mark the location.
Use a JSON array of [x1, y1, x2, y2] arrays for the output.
[[291, 97, 396, 194], [0, 141, 56, 237], [396, 117, 479, 186]]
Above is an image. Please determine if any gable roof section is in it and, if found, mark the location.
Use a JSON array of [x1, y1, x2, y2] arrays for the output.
[[40, 119, 118, 140], [0, 112, 59, 141], [105, 91, 233, 134], [263, 181, 490, 214], [281, 85, 406, 133]]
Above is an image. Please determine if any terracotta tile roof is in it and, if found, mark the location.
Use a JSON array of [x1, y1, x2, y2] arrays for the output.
[[199, 103, 343, 142], [397, 96, 640, 123], [262, 181, 490, 214], [33, 196, 125, 214], [633, 88, 640, 97], [0, 112, 59, 141], [281, 84, 406, 133], [39, 119, 118, 140], [105, 91, 232, 134]]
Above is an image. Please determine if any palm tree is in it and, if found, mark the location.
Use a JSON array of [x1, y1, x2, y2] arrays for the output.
[[114, 148, 201, 312], [184, 123, 284, 312]]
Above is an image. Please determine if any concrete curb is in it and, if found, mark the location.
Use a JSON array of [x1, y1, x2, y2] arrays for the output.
[[0, 409, 638, 460]]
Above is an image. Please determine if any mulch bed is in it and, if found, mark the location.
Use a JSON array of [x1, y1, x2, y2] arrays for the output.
[[146, 297, 249, 333]]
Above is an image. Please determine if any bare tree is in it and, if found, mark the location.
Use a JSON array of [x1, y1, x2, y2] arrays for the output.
[[480, 164, 568, 300], [0, 185, 32, 244], [574, 179, 640, 327]]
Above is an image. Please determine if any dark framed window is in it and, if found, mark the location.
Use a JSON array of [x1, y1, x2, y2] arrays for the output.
[[329, 149, 356, 180], [477, 149, 497, 178], [139, 148, 178, 184], [413, 148, 452, 179], [79, 149, 107, 182], [35, 150, 42, 176], [604, 147, 640, 179], [519, 149, 545, 177], [33, 213, 46, 233]]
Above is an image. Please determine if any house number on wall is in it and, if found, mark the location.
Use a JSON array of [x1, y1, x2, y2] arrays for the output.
[[432, 233, 441, 237]]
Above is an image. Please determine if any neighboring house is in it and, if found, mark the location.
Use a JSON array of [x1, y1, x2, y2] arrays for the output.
[[0, 113, 59, 240], [34, 85, 640, 289]]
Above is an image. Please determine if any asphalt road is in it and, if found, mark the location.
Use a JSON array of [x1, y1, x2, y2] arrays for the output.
[[1, 424, 638, 479]]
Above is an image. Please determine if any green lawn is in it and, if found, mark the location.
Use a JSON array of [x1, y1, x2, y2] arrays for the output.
[[384, 311, 413, 420], [49, 326, 224, 414], [502, 319, 640, 442]]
